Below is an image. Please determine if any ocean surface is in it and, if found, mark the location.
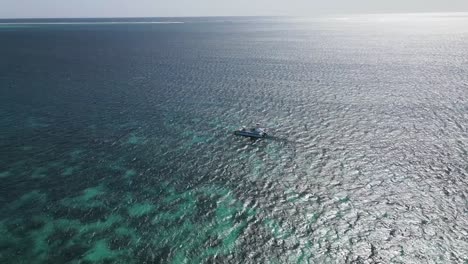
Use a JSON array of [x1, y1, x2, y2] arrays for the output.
[[1, 14, 468, 263]]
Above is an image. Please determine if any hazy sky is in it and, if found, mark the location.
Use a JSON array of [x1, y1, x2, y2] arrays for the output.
[[1, 0, 468, 18]]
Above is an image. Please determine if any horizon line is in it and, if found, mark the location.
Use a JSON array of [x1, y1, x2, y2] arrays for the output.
[[1, 11, 468, 20]]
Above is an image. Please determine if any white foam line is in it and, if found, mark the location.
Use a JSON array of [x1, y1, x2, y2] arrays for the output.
[[0, 21, 184, 25]]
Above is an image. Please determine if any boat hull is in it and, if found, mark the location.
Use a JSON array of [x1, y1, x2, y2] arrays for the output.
[[234, 130, 266, 138]]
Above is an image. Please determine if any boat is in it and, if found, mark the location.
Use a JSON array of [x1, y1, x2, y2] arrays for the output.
[[234, 124, 267, 138]]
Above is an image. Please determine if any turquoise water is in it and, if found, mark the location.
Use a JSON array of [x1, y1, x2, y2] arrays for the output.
[[1, 14, 468, 263]]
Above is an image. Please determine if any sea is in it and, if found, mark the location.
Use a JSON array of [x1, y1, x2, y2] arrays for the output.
[[1, 14, 468, 263]]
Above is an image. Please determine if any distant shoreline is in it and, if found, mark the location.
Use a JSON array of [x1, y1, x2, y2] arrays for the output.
[[1, 12, 468, 27], [0, 21, 184, 25]]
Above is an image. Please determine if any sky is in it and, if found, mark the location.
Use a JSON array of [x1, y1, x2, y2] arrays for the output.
[[1, 0, 468, 18]]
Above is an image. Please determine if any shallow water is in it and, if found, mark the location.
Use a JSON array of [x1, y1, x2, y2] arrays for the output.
[[1, 14, 468, 263]]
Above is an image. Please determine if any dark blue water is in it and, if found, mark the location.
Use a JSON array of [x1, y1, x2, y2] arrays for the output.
[[1, 14, 468, 263]]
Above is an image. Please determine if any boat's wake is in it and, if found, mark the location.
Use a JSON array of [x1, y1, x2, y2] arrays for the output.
[[262, 135, 306, 146]]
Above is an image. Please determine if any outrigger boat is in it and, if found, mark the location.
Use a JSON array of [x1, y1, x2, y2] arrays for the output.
[[234, 124, 267, 139]]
